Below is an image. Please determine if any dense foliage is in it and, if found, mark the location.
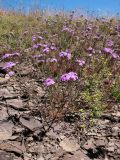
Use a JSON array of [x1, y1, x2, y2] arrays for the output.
[[0, 10, 120, 120]]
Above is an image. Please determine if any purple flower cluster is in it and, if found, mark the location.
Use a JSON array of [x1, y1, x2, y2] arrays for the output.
[[44, 78, 55, 87], [106, 40, 113, 47], [32, 42, 57, 53], [87, 47, 95, 54], [32, 35, 43, 42], [2, 52, 20, 59], [8, 71, 15, 77], [111, 52, 119, 59], [50, 46, 57, 50], [43, 47, 50, 53], [62, 27, 74, 34], [104, 47, 113, 53], [32, 36, 36, 42], [104, 47, 119, 59], [44, 71, 78, 87], [3, 62, 16, 70], [60, 72, 78, 81], [43, 44, 57, 53], [59, 51, 71, 60], [46, 58, 58, 63], [32, 54, 43, 58], [32, 43, 47, 49], [76, 59, 85, 66], [37, 60, 45, 63], [33, 44, 39, 49]]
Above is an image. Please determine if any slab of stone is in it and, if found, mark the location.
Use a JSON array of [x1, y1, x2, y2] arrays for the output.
[[0, 107, 8, 121], [20, 116, 42, 130], [0, 88, 16, 99], [6, 99, 23, 109], [83, 138, 95, 150], [0, 74, 10, 85], [0, 150, 14, 160], [0, 141, 26, 155], [63, 150, 90, 160], [0, 121, 13, 140], [59, 137, 80, 152]]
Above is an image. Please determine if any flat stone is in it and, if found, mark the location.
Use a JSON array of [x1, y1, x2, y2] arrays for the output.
[[0, 141, 26, 155], [0, 107, 8, 120], [7, 107, 20, 116], [83, 138, 95, 150], [23, 153, 32, 160], [6, 99, 23, 109], [106, 146, 115, 152], [59, 137, 80, 152], [63, 150, 90, 160], [28, 143, 45, 153], [116, 112, 120, 117], [0, 88, 16, 99], [95, 138, 107, 147], [117, 149, 120, 154], [0, 75, 10, 85], [20, 116, 42, 130], [112, 126, 119, 132], [37, 156, 45, 160], [33, 86, 45, 97], [98, 119, 109, 125], [112, 112, 120, 117], [0, 150, 14, 160], [0, 121, 13, 140], [7, 86, 14, 92], [46, 130, 59, 140]]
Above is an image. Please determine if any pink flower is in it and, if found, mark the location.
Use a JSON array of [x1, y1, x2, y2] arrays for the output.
[[2, 53, 12, 59], [8, 71, 15, 76], [103, 47, 119, 59], [76, 59, 85, 66], [104, 47, 113, 53], [87, 47, 93, 51], [32, 35, 43, 42], [37, 60, 45, 63], [44, 78, 55, 87], [13, 52, 20, 56], [3, 62, 16, 70], [62, 27, 74, 33], [111, 52, 119, 59], [32, 36, 36, 42], [50, 46, 57, 50], [32, 54, 43, 58], [106, 40, 113, 47], [60, 72, 78, 82], [47, 58, 57, 62], [68, 72, 78, 81], [42, 44, 48, 48], [2, 52, 20, 59], [37, 36, 43, 40], [87, 47, 95, 53], [60, 73, 70, 81], [59, 51, 71, 60], [33, 44, 39, 49], [43, 47, 50, 53]]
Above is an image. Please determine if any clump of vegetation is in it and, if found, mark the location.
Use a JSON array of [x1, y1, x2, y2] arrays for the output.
[[0, 10, 120, 122]]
